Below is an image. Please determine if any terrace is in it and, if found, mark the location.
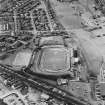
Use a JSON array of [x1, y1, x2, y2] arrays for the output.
[[17, 0, 41, 13], [32, 8, 51, 31], [16, 13, 33, 31]]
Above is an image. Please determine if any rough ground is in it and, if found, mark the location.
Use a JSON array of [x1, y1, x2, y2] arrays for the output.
[[50, 0, 105, 75]]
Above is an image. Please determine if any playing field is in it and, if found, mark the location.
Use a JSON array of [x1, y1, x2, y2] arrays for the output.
[[40, 47, 70, 72]]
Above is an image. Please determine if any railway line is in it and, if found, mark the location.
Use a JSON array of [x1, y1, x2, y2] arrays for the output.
[[0, 63, 91, 105]]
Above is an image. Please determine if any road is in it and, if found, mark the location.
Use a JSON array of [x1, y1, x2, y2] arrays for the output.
[[0, 64, 90, 105]]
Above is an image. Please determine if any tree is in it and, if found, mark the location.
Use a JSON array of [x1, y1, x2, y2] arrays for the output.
[[0, 99, 7, 105]]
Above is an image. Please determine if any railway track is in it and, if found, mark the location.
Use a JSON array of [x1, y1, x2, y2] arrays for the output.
[[0, 63, 91, 105]]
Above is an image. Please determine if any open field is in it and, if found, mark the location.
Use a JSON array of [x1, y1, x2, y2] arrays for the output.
[[50, 0, 105, 75]]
